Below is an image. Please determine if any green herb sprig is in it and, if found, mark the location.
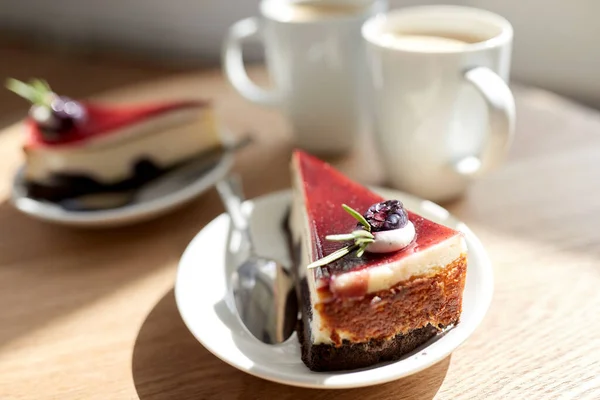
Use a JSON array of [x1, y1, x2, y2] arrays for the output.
[[307, 204, 374, 269], [6, 78, 54, 107]]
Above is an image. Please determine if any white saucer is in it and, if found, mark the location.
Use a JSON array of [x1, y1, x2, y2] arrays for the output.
[[10, 151, 233, 228], [175, 189, 493, 389]]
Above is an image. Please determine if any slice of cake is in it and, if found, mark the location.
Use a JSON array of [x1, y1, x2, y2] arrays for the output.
[[289, 150, 467, 371], [7, 78, 222, 202]]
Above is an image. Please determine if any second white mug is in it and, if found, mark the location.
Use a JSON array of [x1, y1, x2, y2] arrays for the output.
[[223, 0, 387, 156], [362, 6, 516, 202]]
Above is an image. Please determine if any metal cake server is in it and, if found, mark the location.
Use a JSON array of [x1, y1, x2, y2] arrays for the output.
[[216, 175, 298, 345]]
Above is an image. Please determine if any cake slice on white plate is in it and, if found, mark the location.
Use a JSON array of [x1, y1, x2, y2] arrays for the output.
[[289, 150, 468, 371], [7, 78, 222, 203]]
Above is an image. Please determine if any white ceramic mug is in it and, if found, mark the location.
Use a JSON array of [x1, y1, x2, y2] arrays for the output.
[[223, 0, 387, 155], [362, 6, 515, 202]]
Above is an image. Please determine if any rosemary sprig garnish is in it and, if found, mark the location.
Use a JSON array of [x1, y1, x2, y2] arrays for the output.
[[307, 205, 375, 270], [356, 246, 367, 258], [306, 245, 358, 270], [6, 78, 54, 107], [326, 229, 373, 241], [342, 203, 370, 231]]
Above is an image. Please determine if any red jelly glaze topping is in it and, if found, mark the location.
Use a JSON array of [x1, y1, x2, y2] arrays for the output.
[[24, 100, 209, 149], [294, 150, 459, 298]]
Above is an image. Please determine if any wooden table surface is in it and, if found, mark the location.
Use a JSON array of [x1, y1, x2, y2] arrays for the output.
[[1, 45, 599, 400]]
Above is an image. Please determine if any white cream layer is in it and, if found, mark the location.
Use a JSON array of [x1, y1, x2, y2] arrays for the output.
[[291, 160, 467, 344], [331, 234, 466, 295], [24, 108, 221, 184]]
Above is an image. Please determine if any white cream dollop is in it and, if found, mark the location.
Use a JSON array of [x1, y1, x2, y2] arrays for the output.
[[365, 221, 416, 253]]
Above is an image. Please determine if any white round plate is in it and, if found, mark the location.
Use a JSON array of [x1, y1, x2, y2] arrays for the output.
[[10, 152, 233, 228], [175, 189, 493, 389]]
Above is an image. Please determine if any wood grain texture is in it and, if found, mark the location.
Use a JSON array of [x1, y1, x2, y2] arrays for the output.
[[0, 44, 599, 400]]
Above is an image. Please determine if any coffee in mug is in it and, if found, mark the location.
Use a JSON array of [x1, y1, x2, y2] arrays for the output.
[[380, 31, 486, 51], [277, 1, 367, 21]]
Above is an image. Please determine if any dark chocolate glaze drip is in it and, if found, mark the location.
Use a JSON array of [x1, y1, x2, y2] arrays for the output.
[[281, 207, 304, 330]]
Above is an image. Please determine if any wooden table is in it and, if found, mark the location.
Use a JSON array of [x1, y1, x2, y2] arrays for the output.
[[1, 46, 599, 400]]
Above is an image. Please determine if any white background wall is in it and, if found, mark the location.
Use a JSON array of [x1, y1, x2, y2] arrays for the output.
[[1, 0, 599, 106]]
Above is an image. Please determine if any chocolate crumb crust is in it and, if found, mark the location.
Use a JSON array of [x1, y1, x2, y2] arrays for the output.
[[25, 146, 224, 203], [26, 157, 170, 202], [298, 279, 445, 371]]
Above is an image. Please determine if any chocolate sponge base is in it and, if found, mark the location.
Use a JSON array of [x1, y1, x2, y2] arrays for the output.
[[298, 279, 442, 372], [25, 146, 223, 205]]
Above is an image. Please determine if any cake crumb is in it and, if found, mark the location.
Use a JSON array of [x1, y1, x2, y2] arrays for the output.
[[371, 296, 382, 304]]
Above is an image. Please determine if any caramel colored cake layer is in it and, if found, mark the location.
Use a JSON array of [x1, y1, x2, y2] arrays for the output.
[[298, 255, 466, 371], [316, 255, 467, 344]]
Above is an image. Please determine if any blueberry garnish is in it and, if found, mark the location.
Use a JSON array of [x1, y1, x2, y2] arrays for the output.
[[6, 78, 87, 139], [363, 200, 408, 232], [47, 96, 86, 132], [308, 201, 411, 269]]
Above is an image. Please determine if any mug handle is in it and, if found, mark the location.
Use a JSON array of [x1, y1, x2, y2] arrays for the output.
[[454, 67, 516, 176], [222, 17, 282, 107]]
